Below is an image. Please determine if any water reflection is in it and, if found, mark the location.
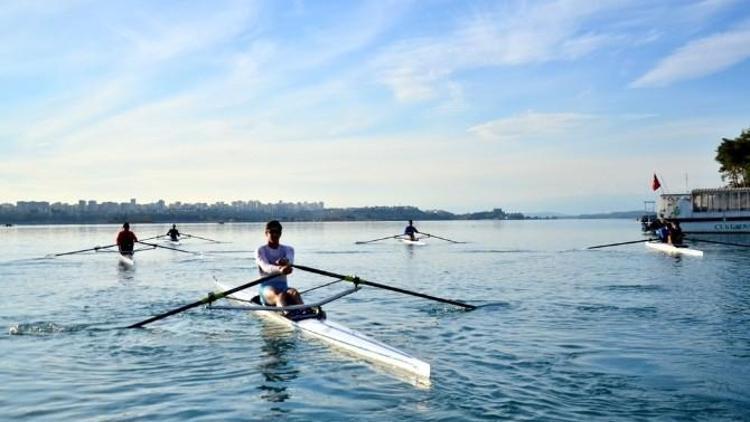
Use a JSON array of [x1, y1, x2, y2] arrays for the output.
[[256, 319, 299, 407]]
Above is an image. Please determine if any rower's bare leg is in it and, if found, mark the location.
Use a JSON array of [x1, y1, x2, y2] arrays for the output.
[[263, 287, 281, 306]]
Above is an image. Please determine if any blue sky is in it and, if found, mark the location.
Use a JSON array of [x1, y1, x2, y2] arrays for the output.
[[1, 0, 749, 213]]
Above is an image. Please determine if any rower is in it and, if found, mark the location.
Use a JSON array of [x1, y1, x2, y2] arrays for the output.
[[116, 222, 138, 256], [404, 220, 420, 241], [254, 220, 306, 315], [667, 220, 685, 246], [166, 224, 180, 241], [654, 219, 669, 243]]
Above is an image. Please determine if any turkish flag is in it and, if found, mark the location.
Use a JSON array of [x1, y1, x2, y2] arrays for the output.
[[652, 174, 661, 191]]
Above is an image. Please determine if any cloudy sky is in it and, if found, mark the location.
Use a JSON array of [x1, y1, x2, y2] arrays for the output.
[[1, 0, 749, 213]]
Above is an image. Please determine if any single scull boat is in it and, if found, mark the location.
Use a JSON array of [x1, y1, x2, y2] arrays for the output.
[[118, 252, 135, 267], [401, 238, 426, 246], [645, 241, 703, 257], [214, 281, 431, 380]]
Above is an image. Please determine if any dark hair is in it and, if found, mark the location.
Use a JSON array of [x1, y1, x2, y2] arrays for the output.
[[123, 222, 130, 229], [265, 220, 282, 231]]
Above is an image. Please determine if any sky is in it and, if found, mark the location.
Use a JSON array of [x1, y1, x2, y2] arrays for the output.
[[1, 0, 749, 214]]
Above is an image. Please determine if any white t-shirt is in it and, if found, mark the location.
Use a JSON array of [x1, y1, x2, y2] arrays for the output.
[[255, 243, 295, 291]]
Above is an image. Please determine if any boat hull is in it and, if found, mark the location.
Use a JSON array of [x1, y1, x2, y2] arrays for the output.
[[216, 282, 430, 379], [645, 241, 703, 257], [118, 253, 135, 267], [401, 238, 426, 246]]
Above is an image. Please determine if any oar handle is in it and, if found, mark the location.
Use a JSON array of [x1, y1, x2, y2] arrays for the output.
[[293, 264, 476, 310]]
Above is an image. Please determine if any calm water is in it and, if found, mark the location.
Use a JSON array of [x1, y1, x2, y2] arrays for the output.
[[1, 220, 749, 421]]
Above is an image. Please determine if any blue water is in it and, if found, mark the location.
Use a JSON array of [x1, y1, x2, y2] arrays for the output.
[[1, 220, 749, 420]]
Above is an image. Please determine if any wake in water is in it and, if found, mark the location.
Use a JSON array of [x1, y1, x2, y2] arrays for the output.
[[7, 321, 107, 336], [8, 321, 68, 336]]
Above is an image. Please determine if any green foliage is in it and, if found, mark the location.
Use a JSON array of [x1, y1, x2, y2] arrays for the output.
[[715, 128, 750, 187]]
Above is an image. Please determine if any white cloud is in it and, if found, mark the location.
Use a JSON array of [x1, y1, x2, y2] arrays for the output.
[[632, 27, 750, 87], [373, 1, 626, 102], [467, 111, 596, 142]]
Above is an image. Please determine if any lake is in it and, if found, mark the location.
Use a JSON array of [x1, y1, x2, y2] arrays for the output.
[[1, 220, 748, 420]]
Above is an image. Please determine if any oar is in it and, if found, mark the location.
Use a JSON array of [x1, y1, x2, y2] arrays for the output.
[[47, 234, 164, 258], [127, 273, 281, 328], [183, 233, 225, 243], [137, 241, 198, 254], [293, 264, 476, 310], [421, 232, 465, 244], [355, 234, 403, 244], [685, 237, 750, 248], [50, 243, 118, 257], [586, 239, 655, 250]]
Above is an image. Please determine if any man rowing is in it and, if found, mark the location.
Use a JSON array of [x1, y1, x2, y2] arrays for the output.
[[667, 220, 685, 246], [166, 224, 180, 241], [404, 220, 420, 241], [254, 220, 306, 314], [116, 222, 138, 257]]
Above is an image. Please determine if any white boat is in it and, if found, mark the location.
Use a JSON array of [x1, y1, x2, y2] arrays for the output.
[[401, 238, 426, 246], [645, 241, 704, 257], [214, 281, 431, 380], [118, 252, 135, 267], [163, 238, 181, 246], [652, 188, 750, 233]]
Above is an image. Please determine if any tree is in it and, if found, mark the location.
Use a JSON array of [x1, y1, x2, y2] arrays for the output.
[[715, 128, 750, 187]]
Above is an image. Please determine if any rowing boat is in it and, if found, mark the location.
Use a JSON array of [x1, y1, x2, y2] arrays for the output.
[[645, 241, 703, 257], [214, 281, 431, 380], [164, 238, 181, 246], [118, 252, 135, 267], [401, 238, 426, 246]]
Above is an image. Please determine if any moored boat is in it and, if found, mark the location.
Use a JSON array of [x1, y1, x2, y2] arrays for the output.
[[645, 241, 703, 257], [654, 188, 750, 233], [214, 281, 431, 380]]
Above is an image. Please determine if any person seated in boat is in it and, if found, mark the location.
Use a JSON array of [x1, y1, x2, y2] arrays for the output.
[[404, 220, 420, 241], [166, 224, 180, 241], [116, 222, 138, 255], [667, 221, 684, 246], [655, 220, 669, 243], [255, 220, 305, 313], [646, 218, 664, 233]]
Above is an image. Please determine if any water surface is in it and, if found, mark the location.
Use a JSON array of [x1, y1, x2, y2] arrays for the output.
[[1, 220, 749, 420]]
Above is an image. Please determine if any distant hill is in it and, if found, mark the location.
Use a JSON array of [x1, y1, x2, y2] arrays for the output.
[[573, 210, 647, 219], [524, 211, 572, 218]]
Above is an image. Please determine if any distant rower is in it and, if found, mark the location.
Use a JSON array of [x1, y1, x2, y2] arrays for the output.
[[116, 222, 138, 256], [404, 220, 419, 241], [166, 224, 180, 241]]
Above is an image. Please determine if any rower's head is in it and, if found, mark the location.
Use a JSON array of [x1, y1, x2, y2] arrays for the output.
[[408, 220, 413, 225], [265, 220, 283, 245], [123, 222, 130, 230], [172, 224, 176, 229]]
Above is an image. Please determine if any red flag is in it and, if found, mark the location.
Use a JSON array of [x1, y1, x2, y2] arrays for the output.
[[652, 174, 661, 191]]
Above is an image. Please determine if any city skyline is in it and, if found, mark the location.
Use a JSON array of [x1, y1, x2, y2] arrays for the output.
[[2, 1, 749, 214]]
